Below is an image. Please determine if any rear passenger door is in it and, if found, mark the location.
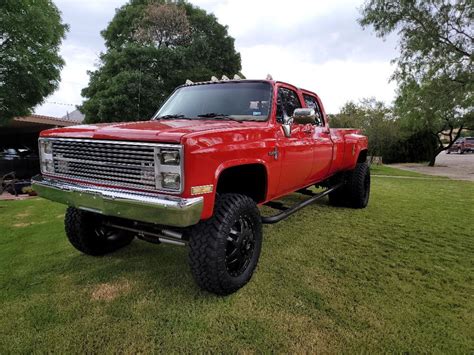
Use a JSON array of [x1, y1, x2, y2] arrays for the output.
[[303, 94, 333, 182], [275, 85, 314, 193]]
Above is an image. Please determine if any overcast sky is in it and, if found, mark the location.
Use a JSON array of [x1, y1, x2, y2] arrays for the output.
[[35, 0, 399, 117]]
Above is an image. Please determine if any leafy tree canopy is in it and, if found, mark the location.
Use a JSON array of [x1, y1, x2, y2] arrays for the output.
[[0, 0, 68, 124], [359, 0, 473, 165], [330, 98, 399, 158], [81, 0, 242, 123], [330, 98, 438, 164]]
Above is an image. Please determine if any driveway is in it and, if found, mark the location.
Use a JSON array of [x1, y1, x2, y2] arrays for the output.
[[390, 151, 474, 181]]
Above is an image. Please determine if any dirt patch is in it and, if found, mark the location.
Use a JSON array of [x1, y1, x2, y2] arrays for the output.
[[0, 192, 37, 201], [16, 211, 31, 218], [12, 221, 46, 228], [91, 279, 132, 301], [13, 222, 30, 228]]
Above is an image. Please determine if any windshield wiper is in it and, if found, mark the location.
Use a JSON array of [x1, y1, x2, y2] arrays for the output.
[[155, 114, 187, 120], [197, 113, 242, 123]]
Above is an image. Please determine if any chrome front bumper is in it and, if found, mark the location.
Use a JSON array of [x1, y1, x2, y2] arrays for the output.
[[31, 175, 203, 227]]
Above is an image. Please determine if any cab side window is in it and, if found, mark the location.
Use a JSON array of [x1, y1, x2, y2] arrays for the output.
[[276, 88, 302, 122], [303, 94, 324, 126]]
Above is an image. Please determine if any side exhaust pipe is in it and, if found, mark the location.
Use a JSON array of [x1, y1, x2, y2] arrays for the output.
[[105, 222, 187, 246]]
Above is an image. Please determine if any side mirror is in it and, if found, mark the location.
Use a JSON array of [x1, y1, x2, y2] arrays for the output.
[[282, 115, 292, 138], [293, 108, 316, 125]]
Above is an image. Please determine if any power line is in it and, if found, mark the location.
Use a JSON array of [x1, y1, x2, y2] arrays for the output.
[[45, 101, 78, 107]]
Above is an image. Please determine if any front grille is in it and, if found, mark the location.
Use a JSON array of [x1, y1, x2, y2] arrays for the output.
[[50, 139, 162, 191]]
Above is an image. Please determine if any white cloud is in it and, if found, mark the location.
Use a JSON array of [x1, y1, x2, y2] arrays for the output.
[[204, 0, 358, 36], [193, 0, 399, 112], [55, 0, 124, 14], [35, 0, 125, 117], [239, 44, 396, 113], [36, 0, 398, 117], [34, 44, 101, 117]]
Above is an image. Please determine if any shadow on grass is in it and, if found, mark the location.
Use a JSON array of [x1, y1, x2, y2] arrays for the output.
[[61, 238, 227, 301]]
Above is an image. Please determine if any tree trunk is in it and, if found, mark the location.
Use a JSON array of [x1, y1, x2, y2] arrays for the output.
[[429, 125, 465, 167], [430, 144, 450, 166], [428, 150, 440, 166]]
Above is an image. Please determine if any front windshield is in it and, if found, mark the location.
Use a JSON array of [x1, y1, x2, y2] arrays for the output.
[[154, 81, 272, 122]]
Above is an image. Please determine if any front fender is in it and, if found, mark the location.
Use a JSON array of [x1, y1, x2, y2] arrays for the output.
[[214, 158, 269, 183]]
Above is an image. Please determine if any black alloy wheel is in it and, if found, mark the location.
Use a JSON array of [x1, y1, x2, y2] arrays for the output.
[[225, 216, 256, 277]]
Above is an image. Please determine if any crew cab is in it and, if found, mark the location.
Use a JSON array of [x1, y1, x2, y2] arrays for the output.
[[32, 79, 369, 295]]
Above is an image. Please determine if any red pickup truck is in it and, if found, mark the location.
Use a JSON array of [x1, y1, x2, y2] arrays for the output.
[[33, 79, 369, 295]]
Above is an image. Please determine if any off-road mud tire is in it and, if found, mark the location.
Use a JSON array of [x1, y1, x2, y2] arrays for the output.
[[328, 162, 370, 209], [188, 194, 262, 295], [65, 207, 134, 256]]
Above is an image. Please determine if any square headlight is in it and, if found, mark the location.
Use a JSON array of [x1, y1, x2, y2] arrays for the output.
[[161, 173, 180, 190], [39, 139, 52, 155], [39, 139, 54, 173], [160, 150, 180, 165]]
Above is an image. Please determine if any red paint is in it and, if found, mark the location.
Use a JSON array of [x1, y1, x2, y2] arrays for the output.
[[41, 80, 368, 220]]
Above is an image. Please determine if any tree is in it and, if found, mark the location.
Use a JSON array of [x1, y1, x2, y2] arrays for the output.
[[330, 98, 438, 164], [395, 75, 473, 166], [81, 0, 242, 123], [0, 0, 68, 124], [330, 98, 400, 159], [134, 3, 191, 48], [359, 0, 473, 166]]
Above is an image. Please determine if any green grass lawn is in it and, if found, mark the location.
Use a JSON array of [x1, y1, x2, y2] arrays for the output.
[[370, 164, 448, 178], [0, 169, 473, 352]]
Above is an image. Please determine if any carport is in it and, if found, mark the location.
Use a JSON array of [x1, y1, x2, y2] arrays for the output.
[[0, 112, 83, 179], [1, 113, 83, 147]]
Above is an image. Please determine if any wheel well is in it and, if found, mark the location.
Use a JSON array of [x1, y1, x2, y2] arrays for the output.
[[357, 149, 368, 163], [216, 164, 267, 203]]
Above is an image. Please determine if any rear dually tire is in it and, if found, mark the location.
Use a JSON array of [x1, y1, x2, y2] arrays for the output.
[[328, 162, 370, 209]]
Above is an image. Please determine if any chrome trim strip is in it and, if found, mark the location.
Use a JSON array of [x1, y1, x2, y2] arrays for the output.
[[32, 175, 202, 227]]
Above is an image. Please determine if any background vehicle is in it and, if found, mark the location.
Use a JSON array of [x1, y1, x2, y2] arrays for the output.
[[0, 146, 40, 179], [446, 137, 474, 154], [32, 79, 369, 295]]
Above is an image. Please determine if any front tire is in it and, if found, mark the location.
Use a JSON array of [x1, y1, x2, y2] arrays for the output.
[[65, 207, 134, 256], [188, 194, 263, 295]]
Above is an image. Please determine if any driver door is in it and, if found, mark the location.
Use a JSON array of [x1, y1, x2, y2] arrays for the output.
[[275, 85, 314, 194]]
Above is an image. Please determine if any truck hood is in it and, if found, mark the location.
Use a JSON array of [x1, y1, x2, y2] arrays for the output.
[[40, 119, 265, 143]]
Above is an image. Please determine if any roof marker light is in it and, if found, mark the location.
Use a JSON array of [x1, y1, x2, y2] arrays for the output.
[[221, 75, 229, 81], [211, 76, 218, 82], [233, 74, 242, 80], [185, 79, 193, 85], [266, 74, 273, 80]]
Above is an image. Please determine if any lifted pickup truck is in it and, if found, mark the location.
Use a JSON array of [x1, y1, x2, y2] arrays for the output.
[[33, 79, 369, 295]]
